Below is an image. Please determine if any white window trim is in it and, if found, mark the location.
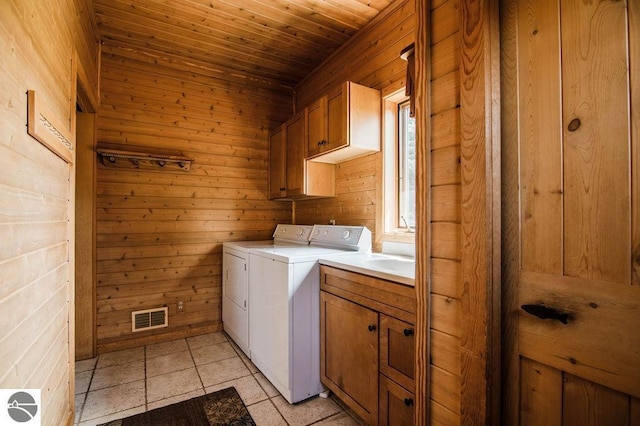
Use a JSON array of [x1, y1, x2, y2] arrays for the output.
[[376, 88, 415, 246]]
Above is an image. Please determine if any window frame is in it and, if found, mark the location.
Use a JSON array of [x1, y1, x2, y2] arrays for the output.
[[376, 88, 416, 245]]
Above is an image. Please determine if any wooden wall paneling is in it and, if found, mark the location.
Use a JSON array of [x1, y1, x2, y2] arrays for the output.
[[459, 0, 501, 426], [629, 0, 639, 287], [431, 109, 461, 150], [499, 0, 520, 424], [430, 330, 461, 376], [431, 258, 462, 298], [432, 146, 461, 186], [431, 34, 460, 80], [431, 185, 461, 222], [431, 295, 461, 338], [561, 0, 630, 283], [431, 400, 460, 426], [431, 223, 461, 260], [75, 112, 97, 360], [431, 365, 461, 415], [96, 50, 291, 350], [431, 0, 461, 44], [0, 0, 98, 423], [431, 72, 460, 115], [520, 357, 562, 426]]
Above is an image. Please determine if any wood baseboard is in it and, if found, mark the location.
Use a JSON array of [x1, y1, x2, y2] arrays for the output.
[[96, 322, 222, 354]]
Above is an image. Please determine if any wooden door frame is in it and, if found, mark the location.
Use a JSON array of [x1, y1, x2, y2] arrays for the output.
[[415, 0, 501, 424]]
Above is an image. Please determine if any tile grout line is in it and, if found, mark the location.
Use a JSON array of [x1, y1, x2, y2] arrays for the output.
[[186, 336, 207, 393]]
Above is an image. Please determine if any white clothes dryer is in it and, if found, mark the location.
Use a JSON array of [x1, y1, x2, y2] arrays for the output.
[[222, 224, 313, 357]]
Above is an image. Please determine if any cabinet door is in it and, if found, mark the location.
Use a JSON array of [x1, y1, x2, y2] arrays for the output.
[[321, 291, 378, 424], [284, 112, 305, 196], [325, 83, 347, 153], [269, 127, 286, 199], [380, 315, 415, 392], [306, 97, 327, 158], [379, 375, 415, 426]]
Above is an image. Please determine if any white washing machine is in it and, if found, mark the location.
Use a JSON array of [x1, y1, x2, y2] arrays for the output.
[[248, 225, 371, 403], [222, 224, 313, 357]]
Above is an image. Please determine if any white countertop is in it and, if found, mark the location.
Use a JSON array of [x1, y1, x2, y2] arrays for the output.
[[318, 252, 415, 286]]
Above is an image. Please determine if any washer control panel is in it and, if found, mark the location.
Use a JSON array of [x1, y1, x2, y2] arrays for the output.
[[310, 225, 372, 251]]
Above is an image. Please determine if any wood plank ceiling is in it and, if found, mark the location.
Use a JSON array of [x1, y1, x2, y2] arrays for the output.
[[92, 0, 395, 88]]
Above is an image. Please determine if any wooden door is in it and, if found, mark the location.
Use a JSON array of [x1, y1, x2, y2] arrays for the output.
[[509, 0, 640, 423]]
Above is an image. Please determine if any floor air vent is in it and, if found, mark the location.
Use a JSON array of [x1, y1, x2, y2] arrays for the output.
[[132, 307, 168, 332]]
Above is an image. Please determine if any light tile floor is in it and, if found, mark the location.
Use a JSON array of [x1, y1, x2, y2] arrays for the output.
[[74, 332, 364, 426]]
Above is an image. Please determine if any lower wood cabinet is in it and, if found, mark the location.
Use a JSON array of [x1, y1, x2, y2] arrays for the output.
[[320, 291, 378, 424], [319, 265, 416, 425], [379, 375, 415, 426]]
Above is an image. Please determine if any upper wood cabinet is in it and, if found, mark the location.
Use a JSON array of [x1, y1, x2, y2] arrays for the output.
[[269, 112, 335, 200], [306, 81, 381, 163], [284, 112, 306, 197], [269, 127, 286, 199]]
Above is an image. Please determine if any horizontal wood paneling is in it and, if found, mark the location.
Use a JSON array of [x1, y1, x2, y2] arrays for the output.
[[0, 1, 99, 424], [429, 0, 462, 423], [96, 47, 291, 350]]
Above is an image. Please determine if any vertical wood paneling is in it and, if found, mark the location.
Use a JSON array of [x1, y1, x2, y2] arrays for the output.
[[459, 0, 501, 425], [563, 374, 630, 426], [520, 357, 562, 426], [518, 0, 563, 274], [0, 1, 98, 424], [76, 112, 97, 360], [561, 0, 630, 283], [96, 49, 292, 351], [630, 0, 640, 287], [500, 0, 520, 424]]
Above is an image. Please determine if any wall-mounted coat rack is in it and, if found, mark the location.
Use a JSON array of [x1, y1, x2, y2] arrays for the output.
[[97, 148, 194, 171]]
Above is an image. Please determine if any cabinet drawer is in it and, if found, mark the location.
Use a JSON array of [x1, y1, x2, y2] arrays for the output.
[[320, 265, 416, 324], [380, 315, 415, 392], [379, 374, 415, 426]]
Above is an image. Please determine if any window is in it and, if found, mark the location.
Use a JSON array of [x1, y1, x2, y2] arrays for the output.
[[398, 100, 416, 229], [378, 89, 416, 244]]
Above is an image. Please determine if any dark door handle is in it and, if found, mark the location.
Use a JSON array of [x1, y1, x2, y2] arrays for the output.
[[368, 324, 377, 332], [403, 328, 414, 337], [521, 304, 569, 324], [404, 398, 414, 407]]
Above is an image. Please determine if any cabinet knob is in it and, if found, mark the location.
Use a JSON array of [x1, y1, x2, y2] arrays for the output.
[[404, 398, 414, 407], [403, 328, 414, 337], [368, 324, 377, 332]]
